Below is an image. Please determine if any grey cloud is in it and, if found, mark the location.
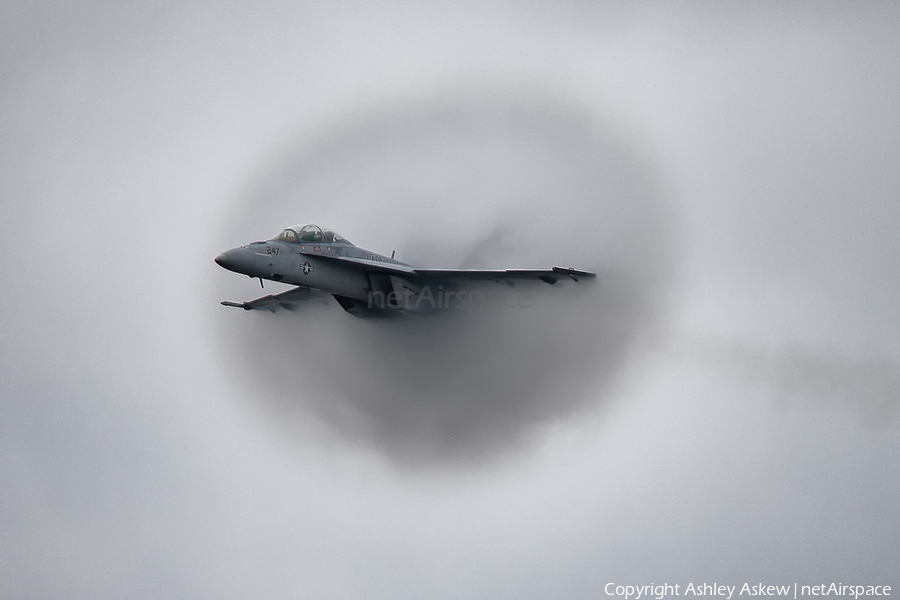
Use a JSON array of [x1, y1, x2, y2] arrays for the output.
[[3, 1, 900, 597]]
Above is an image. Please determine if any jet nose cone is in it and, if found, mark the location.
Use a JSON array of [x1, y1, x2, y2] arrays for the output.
[[214, 248, 256, 275]]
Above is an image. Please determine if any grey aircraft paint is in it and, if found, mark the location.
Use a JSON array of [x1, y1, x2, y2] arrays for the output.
[[215, 223, 595, 316]]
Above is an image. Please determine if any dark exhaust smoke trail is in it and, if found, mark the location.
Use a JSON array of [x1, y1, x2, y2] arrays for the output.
[[670, 334, 899, 422], [211, 85, 678, 467]]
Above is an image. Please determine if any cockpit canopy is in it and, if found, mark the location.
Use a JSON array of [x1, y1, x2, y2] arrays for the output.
[[270, 224, 351, 245]]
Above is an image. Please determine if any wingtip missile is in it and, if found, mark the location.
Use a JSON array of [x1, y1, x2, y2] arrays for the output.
[[551, 266, 597, 281], [221, 300, 250, 310]]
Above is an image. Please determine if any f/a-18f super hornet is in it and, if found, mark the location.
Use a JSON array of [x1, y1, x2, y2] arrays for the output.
[[215, 223, 595, 317]]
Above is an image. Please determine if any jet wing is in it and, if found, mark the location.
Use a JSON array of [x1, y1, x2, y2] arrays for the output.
[[412, 266, 596, 284], [221, 285, 329, 312], [306, 252, 594, 283]]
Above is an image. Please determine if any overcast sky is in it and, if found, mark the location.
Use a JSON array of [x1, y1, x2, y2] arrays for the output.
[[2, 2, 899, 598]]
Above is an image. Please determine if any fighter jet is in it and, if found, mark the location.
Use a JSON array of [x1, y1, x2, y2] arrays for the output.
[[215, 223, 595, 317]]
